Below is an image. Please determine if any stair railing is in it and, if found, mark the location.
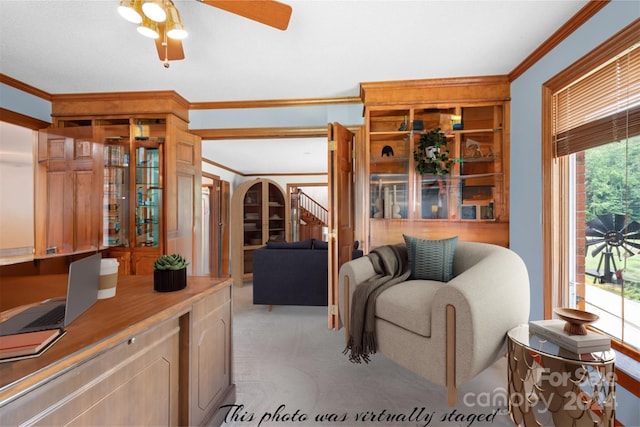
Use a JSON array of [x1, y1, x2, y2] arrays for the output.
[[298, 190, 328, 226]]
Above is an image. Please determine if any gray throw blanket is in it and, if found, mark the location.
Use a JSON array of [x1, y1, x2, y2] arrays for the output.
[[343, 244, 410, 363]]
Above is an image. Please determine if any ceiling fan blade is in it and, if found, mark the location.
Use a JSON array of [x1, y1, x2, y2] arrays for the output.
[[154, 35, 185, 62], [201, 0, 292, 30]]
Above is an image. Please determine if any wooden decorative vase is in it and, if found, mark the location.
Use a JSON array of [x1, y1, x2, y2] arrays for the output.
[[153, 268, 187, 292]]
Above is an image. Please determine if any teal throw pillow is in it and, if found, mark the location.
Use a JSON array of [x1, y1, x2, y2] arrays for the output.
[[403, 235, 458, 282]]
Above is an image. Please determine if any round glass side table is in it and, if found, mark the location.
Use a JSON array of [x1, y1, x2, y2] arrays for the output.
[[507, 324, 615, 427]]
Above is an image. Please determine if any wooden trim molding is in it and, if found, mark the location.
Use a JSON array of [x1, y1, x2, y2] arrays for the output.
[[244, 172, 326, 177], [542, 20, 640, 397], [51, 91, 191, 122], [544, 19, 640, 89], [360, 74, 509, 92], [0, 107, 50, 129], [360, 75, 510, 106], [191, 126, 329, 140], [190, 96, 361, 110], [509, 0, 611, 81], [0, 74, 53, 101], [202, 158, 244, 176], [51, 90, 189, 106], [541, 86, 554, 321], [202, 157, 326, 178]]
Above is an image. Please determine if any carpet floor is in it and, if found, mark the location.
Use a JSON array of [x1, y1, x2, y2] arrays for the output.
[[223, 282, 515, 427]]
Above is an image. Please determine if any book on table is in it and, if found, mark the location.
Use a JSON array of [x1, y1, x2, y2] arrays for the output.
[[528, 319, 611, 354], [0, 328, 65, 362]]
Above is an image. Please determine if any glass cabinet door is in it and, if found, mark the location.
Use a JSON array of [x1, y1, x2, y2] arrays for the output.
[[103, 144, 129, 247], [267, 183, 286, 242], [243, 182, 263, 246], [458, 106, 503, 221], [135, 145, 161, 247], [369, 109, 410, 219], [418, 175, 451, 219]]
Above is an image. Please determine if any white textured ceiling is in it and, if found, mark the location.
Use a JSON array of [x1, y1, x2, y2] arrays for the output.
[[0, 0, 589, 174], [0, 0, 588, 102], [202, 137, 327, 175]]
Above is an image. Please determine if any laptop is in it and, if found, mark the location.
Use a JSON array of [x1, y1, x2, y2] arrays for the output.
[[0, 253, 101, 337]]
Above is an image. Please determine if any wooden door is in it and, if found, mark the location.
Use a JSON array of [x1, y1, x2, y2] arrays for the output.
[[35, 127, 101, 256], [206, 177, 229, 277], [206, 182, 220, 277], [220, 180, 231, 276], [167, 128, 201, 274], [327, 123, 355, 330]]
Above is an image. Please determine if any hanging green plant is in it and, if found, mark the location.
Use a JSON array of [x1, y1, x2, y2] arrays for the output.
[[413, 128, 453, 176]]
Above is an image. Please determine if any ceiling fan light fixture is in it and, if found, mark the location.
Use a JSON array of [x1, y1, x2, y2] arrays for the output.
[[137, 16, 160, 39], [166, 4, 188, 40], [142, 0, 167, 23], [117, 0, 143, 24]]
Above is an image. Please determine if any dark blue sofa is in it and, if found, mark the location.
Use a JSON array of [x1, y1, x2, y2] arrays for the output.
[[252, 238, 328, 307]]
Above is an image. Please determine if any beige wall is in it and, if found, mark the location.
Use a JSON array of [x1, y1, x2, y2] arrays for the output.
[[0, 122, 34, 255]]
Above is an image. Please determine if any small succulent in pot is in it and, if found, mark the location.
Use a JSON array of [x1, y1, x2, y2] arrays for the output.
[[154, 254, 189, 271], [153, 254, 189, 292]]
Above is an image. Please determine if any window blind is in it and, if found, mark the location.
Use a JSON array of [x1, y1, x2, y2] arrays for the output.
[[553, 43, 640, 157]]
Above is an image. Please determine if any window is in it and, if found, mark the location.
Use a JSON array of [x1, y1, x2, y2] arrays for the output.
[[543, 24, 640, 359]]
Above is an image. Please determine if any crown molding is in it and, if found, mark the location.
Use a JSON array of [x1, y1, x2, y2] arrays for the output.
[[202, 158, 244, 176], [0, 108, 50, 129], [508, 0, 611, 81], [202, 157, 327, 177], [191, 126, 328, 140], [242, 172, 327, 177], [51, 90, 190, 108], [0, 74, 52, 101], [360, 75, 510, 106], [190, 96, 361, 110], [544, 18, 640, 91]]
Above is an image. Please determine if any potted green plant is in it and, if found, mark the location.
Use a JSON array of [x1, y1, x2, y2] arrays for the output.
[[153, 254, 189, 292], [413, 128, 453, 176]]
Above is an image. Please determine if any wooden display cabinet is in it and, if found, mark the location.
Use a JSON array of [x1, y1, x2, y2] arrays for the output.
[[360, 77, 510, 250], [231, 178, 287, 287], [36, 92, 202, 274]]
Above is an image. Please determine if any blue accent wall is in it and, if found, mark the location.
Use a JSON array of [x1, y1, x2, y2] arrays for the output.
[[0, 83, 51, 123], [510, 2, 639, 424], [511, 0, 638, 320], [189, 103, 363, 130]]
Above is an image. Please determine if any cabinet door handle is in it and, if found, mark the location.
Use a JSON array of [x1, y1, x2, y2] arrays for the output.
[[128, 337, 136, 345]]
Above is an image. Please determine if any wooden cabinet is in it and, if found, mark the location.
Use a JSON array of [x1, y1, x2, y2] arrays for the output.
[[360, 76, 510, 249], [231, 178, 287, 286], [0, 276, 234, 427], [37, 92, 202, 274], [190, 285, 232, 425], [1, 316, 181, 426], [100, 119, 165, 274], [35, 127, 102, 256]]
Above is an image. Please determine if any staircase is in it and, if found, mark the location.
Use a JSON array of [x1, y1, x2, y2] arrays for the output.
[[292, 189, 328, 241], [298, 191, 327, 227]]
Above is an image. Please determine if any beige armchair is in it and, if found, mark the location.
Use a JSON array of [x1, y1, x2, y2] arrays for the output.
[[338, 241, 530, 405]]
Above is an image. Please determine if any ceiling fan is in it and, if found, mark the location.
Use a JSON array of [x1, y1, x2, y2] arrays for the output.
[[117, 0, 292, 67]]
